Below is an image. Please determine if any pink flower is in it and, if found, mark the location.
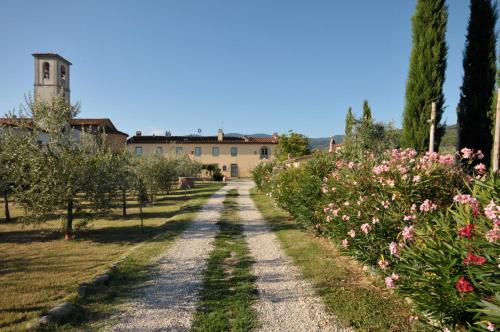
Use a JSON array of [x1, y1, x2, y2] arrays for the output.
[[342, 215, 350, 221], [402, 226, 415, 240], [403, 215, 416, 221], [382, 200, 391, 209], [373, 164, 390, 175], [485, 228, 499, 243], [360, 223, 371, 234], [326, 215, 332, 222], [453, 194, 473, 204], [420, 199, 437, 212], [332, 209, 340, 217], [453, 194, 480, 216], [486, 321, 495, 331], [384, 273, 400, 289], [476, 150, 485, 160], [378, 258, 390, 270], [347, 230, 356, 238], [438, 154, 455, 165], [341, 239, 349, 248], [460, 147, 474, 159], [484, 201, 500, 223], [412, 175, 421, 183], [389, 242, 400, 257], [372, 217, 380, 224], [474, 163, 487, 175], [348, 161, 355, 169], [410, 204, 417, 212], [408, 316, 419, 323]]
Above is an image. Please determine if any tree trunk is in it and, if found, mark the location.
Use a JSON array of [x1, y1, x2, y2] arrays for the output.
[[4, 192, 10, 222], [139, 204, 144, 233], [122, 189, 127, 216], [65, 199, 73, 240]]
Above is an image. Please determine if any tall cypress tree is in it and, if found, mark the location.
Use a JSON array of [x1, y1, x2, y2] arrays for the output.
[[345, 107, 355, 136], [362, 100, 372, 124], [402, 0, 448, 152], [457, 0, 497, 166]]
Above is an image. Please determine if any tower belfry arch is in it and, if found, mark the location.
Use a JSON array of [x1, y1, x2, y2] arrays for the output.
[[33, 53, 71, 104]]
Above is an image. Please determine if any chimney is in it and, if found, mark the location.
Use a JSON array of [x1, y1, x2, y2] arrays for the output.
[[217, 129, 224, 142], [272, 132, 279, 141], [329, 138, 336, 153], [136, 130, 142, 136]]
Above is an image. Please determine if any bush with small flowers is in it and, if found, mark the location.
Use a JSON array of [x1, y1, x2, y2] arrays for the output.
[[395, 175, 499, 331], [319, 148, 464, 265]]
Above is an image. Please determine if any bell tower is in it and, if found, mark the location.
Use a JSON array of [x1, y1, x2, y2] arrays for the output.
[[33, 53, 71, 104]]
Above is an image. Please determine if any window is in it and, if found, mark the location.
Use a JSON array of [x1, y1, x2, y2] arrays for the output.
[[231, 147, 237, 156], [194, 147, 202, 156], [42, 62, 50, 79], [176, 147, 183, 155], [212, 147, 220, 157], [222, 165, 227, 171], [60, 65, 66, 80], [155, 146, 163, 155], [260, 146, 269, 159], [135, 146, 143, 156]]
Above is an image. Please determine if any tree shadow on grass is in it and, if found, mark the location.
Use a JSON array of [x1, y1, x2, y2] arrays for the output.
[[39, 220, 192, 331]]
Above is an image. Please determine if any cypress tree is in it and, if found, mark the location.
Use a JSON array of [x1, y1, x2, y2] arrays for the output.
[[402, 0, 448, 152], [345, 107, 355, 136], [457, 0, 497, 166], [362, 100, 372, 124]]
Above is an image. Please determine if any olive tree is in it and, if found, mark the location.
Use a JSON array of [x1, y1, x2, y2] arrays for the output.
[[10, 96, 116, 239]]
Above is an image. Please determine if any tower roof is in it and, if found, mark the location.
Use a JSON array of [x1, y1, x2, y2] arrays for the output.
[[32, 53, 72, 65]]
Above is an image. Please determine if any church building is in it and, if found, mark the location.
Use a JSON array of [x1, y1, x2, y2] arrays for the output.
[[0, 53, 128, 147]]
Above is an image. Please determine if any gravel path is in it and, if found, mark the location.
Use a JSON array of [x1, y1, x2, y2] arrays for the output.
[[108, 184, 234, 332], [237, 180, 351, 332]]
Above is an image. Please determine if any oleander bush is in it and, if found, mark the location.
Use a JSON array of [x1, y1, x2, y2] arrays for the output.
[[319, 148, 464, 266], [267, 151, 336, 227], [253, 147, 499, 330], [394, 176, 499, 331]]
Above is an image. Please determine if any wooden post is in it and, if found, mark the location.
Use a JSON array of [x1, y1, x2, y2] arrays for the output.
[[493, 89, 500, 172], [428, 102, 436, 153]]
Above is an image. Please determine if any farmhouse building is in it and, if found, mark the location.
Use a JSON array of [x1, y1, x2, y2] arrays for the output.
[[127, 130, 279, 178]]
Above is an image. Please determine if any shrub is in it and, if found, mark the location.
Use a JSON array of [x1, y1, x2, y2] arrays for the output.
[[251, 160, 274, 192], [320, 148, 464, 265], [262, 151, 336, 227], [394, 176, 499, 331]]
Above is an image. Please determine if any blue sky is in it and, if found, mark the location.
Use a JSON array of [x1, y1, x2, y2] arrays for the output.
[[0, 1, 473, 137]]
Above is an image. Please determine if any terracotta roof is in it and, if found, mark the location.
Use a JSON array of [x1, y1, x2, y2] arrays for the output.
[[0, 118, 35, 129], [69, 118, 129, 137], [0, 117, 128, 137], [32, 53, 72, 65], [128, 135, 278, 145]]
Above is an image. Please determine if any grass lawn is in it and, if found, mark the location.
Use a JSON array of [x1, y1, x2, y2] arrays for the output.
[[192, 189, 259, 332], [250, 187, 427, 332], [0, 183, 223, 332]]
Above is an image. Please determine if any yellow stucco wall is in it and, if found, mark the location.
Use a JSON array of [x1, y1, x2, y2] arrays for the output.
[[127, 142, 277, 177]]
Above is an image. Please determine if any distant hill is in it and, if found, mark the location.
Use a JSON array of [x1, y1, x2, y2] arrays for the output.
[[309, 135, 344, 151], [225, 133, 271, 138], [439, 124, 457, 154], [226, 133, 343, 151]]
